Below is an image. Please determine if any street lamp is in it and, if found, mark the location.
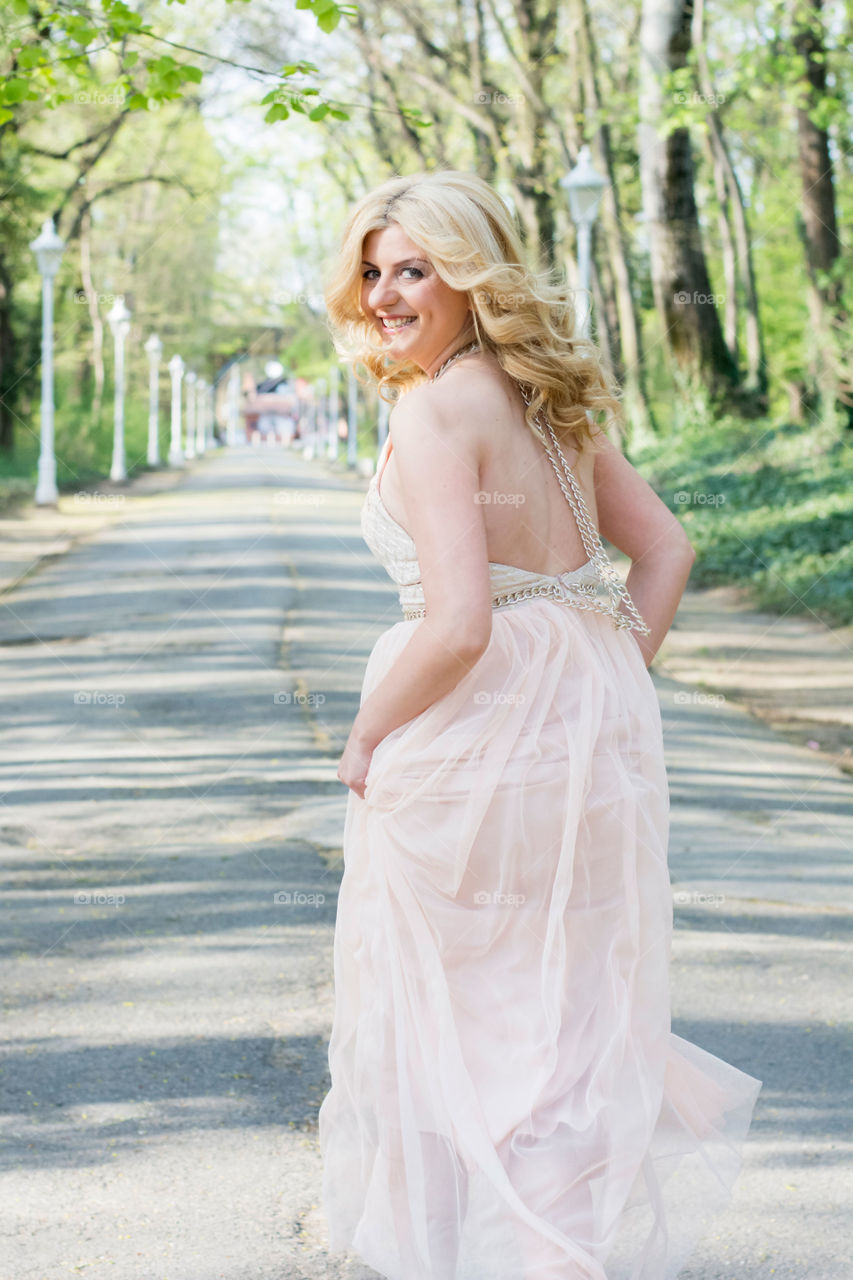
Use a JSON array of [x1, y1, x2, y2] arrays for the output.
[[29, 217, 65, 505], [195, 377, 207, 455], [347, 366, 358, 469], [327, 365, 340, 460], [168, 354, 184, 465], [560, 145, 607, 339], [226, 365, 241, 447], [106, 296, 131, 481], [184, 370, 197, 461], [144, 333, 163, 467]]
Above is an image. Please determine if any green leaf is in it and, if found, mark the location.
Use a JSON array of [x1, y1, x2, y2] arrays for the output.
[[308, 102, 330, 120], [3, 79, 35, 103], [126, 92, 149, 110], [182, 65, 203, 84], [328, 108, 349, 119], [264, 103, 290, 122], [0, 107, 14, 125], [317, 8, 341, 31], [16, 46, 47, 69]]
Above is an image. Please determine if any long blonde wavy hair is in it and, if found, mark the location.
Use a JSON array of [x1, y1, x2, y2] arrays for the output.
[[323, 169, 625, 456]]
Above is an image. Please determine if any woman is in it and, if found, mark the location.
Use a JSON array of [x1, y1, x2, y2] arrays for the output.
[[318, 170, 761, 1280]]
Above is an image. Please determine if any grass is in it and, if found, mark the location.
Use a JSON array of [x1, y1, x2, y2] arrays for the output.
[[632, 413, 853, 628]]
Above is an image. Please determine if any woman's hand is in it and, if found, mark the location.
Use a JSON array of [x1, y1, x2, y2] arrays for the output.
[[337, 724, 378, 799]]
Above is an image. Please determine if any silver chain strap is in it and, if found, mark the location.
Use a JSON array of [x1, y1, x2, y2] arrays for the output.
[[516, 384, 651, 636]]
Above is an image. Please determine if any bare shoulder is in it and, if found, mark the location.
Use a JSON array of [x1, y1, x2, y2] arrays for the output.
[[389, 360, 509, 461]]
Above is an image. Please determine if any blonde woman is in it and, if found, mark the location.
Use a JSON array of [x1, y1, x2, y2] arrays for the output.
[[318, 171, 761, 1280]]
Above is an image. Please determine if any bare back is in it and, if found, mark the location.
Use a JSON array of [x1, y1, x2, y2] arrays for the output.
[[380, 357, 600, 577]]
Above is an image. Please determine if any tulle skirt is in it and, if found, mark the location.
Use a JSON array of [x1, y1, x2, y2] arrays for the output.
[[319, 599, 761, 1280]]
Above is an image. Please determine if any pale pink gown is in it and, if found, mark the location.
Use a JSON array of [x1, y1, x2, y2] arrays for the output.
[[319, 425, 761, 1280]]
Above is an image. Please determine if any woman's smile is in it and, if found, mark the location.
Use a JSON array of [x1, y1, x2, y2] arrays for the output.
[[361, 223, 473, 376]]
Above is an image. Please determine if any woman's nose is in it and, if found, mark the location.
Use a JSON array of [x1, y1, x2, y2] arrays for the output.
[[367, 274, 398, 310]]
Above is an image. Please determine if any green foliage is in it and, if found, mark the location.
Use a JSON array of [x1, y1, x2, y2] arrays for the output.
[[0, 0, 355, 124], [634, 415, 853, 628]]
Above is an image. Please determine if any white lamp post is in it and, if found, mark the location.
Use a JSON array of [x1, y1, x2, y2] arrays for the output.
[[184, 370, 196, 461], [29, 217, 65, 505], [327, 365, 340, 460], [194, 377, 207, 455], [107, 296, 131, 481], [226, 366, 240, 446], [208, 382, 216, 447], [377, 396, 390, 455], [347, 365, 358, 469], [144, 333, 162, 467], [560, 145, 608, 339], [168, 354, 184, 465]]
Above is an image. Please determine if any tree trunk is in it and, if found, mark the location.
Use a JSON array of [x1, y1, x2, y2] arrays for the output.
[[693, 0, 767, 405], [638, 0, 739, 396], [576, 0, 658, 437], [79, 208, 105, 427], [0, 250, 15, 451], [791, 0, 851, 428]]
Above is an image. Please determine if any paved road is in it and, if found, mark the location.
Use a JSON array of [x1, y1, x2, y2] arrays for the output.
[[0, 446, 849, 1280]]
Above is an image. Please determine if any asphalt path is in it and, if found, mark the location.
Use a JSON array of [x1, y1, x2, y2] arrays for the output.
[[0, 445, 849, 1280]]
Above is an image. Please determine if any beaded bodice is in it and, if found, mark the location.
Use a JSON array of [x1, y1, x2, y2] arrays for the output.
[[360, 405, 651, 637]]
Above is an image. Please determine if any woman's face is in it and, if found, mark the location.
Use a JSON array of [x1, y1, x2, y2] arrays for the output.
[[361, 223, 473, 377]]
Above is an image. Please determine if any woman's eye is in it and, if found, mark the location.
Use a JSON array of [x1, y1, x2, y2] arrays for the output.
[[362, 267, 424, 281]]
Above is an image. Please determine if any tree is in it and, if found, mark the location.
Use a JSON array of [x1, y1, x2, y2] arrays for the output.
[[637, 0, 740, 398]]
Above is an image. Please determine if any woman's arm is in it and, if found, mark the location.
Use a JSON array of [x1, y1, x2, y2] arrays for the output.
[[593, 434, 696, 667], [338, 388, 494, 795]]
